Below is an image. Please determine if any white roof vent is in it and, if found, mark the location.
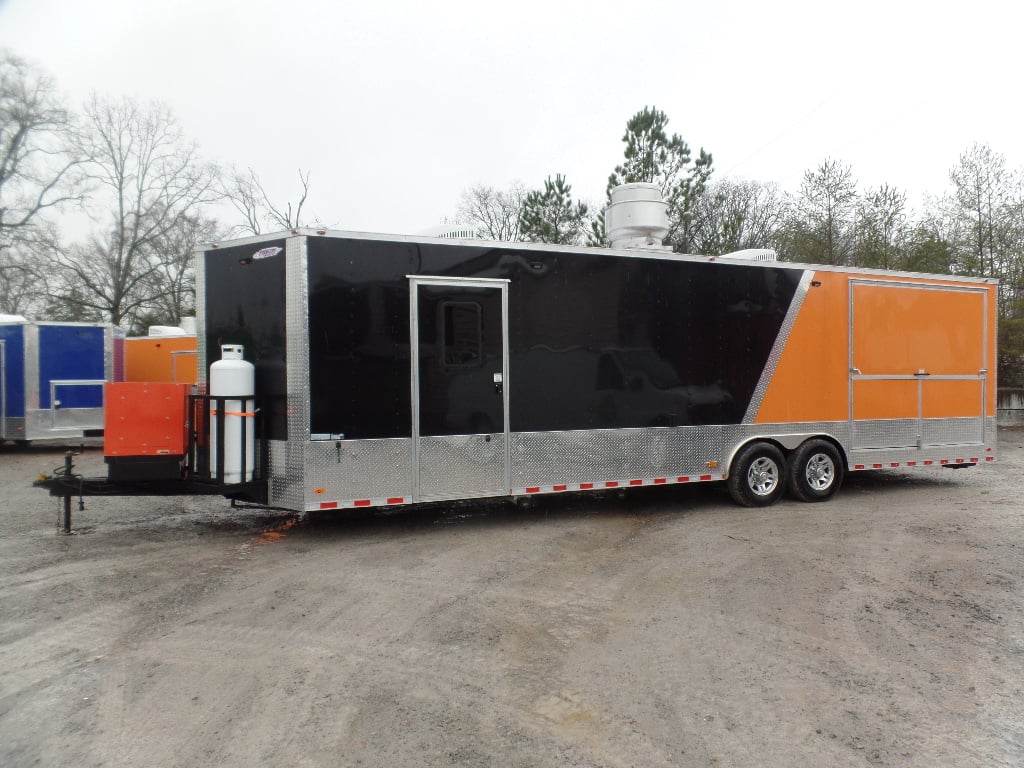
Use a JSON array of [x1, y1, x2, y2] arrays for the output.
[[417, 224, 481, 239], [148, 325, 188, 337], [604, 183, 670, 249], [719, 248, 777, 262]]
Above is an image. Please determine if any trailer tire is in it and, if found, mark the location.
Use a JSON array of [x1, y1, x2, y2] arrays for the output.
[[788, 439, 844, 502], [727, 441, 787, 507]]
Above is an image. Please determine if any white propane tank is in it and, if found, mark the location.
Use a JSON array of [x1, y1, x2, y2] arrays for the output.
[[210, 344, 255, 483]]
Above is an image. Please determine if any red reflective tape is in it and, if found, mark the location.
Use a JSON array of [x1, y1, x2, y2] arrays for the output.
[[890, 463, 900, 467], [872, 463, 883, 469], [986, 447, 993, 452], [386, 497, 404, 505], [553, 484, 567, 492], [970, 457, 978, 463], [923, 460, 933, 465], [653, 478, 667, 485], [525, 487, 541, 494], [605, 481, 619, 488], [678, 476, 690, 483], [986, 456, 995, 461], [940, 459, 949, 465], [907, 461, 916, 466], [319, 501, 338, 509], [699, 474, 712, 481], [629, 479, 643, 486], [854, 464, 865, 470], [354, 499, 372, 507], [579, 483, 594, 490]]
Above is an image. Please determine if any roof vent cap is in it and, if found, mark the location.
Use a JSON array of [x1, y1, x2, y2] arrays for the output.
[[604, 183, 670, 249]]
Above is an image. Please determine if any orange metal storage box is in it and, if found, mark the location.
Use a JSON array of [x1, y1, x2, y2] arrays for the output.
[[104, 382, 191, 457]]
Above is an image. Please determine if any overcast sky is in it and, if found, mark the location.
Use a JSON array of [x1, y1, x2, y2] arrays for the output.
[[1, 0, 1021, 237]]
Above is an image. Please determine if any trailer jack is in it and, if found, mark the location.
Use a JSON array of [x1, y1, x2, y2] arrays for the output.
[[50, 449, 85, 534]]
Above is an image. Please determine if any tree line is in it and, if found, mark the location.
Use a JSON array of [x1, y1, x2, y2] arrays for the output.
[[2, 51, 1022, 386], [460, 109, 1024, 388], [0, 50, 310, 334]]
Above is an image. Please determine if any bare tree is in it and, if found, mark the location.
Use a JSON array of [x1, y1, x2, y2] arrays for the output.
[[0, 229, 57, 316], [456, 182, 526, 241], [222, 167, 316, 235], [947, 143, 1015, 278], [0, 52, 82, 251], [854, 184, 909, 270], [0, 52, 84, 315], [134, 211, 221, 331], [780, 159, 857, 265], [689, 178, 786, 255], [54, 95, 220, 327]]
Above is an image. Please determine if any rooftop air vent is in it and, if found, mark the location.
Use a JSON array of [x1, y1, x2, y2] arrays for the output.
[[718, 249, 777, 262], [604, 183, 670, 249]]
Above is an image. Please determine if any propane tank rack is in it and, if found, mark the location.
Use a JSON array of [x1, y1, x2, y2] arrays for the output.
[[34, 393, 270, 532]]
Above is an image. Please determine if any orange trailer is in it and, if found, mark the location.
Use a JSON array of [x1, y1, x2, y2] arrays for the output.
[[124, 335, 198, 384]]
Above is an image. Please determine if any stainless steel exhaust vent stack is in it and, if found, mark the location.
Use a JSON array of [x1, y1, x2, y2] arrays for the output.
[[604, 182, 670, 249]]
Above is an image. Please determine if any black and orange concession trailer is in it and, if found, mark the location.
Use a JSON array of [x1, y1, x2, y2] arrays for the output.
[[40, 229, 998, 513], [186, 231, 995, 510]]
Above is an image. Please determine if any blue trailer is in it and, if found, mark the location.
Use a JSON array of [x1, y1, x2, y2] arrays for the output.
[[0, 319, 124, 443]]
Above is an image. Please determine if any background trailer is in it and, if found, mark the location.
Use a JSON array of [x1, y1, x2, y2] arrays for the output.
[[193, 228, 997, 511], [0, 319, 123, 443]]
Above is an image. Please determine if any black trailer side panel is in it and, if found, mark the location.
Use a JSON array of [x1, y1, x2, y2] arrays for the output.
[[303, 238, 800, 441], [203, 238, 289, 440]]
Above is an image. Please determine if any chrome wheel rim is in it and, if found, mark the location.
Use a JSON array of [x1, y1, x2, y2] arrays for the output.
[[747, 457, 780, 496], [804, 453, 835, 491]]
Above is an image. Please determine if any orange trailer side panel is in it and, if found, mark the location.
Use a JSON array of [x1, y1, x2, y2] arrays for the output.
[[124, 336, 198, 384], [755, 272, 996, 424], [754, 271, 849, 424]]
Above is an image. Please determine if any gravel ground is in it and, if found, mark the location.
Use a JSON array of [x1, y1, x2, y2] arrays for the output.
[[1, 430, 1022, 767]]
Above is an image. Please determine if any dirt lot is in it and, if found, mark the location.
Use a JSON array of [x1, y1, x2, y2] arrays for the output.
[[1, 431, 1022, 768]]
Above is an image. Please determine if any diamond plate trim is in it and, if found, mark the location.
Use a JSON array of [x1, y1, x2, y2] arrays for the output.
[[272, 235, 310, 510], [274, 414, 996, 512], [852, 418, 919, 449], [743, 269, 813, 424], [195, 248, 207, 389], [511, 427, 726, 488], [24, 324, 38, 410], [270, 439, 306, 507], [419, 434, 506, 499], [304, 438, 413, 509], [922, 416, 986, 446]]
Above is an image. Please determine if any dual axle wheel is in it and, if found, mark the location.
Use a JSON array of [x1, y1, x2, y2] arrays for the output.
[[727, 439, 844, 507]]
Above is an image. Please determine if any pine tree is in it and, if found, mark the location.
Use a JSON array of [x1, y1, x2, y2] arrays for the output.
[[518, 174, 589, 245]]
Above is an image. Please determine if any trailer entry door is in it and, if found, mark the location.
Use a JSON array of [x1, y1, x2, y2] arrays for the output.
[[850, 280, 988, 450], [410, 277, 510, 502]]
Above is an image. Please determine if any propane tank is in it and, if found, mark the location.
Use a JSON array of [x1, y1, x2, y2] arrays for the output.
[[210, 344, 255, 483]]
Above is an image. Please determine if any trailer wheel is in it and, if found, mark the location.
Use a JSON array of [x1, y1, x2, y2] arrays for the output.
[[727, 441, 786, 507], [788, 439, 844, 502]]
